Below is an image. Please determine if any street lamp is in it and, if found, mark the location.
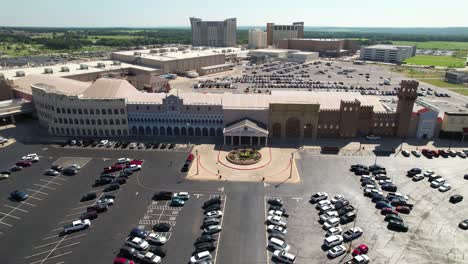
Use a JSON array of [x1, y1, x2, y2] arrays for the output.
[[196, 149, 199, 175], [289, 152, 294, 179]]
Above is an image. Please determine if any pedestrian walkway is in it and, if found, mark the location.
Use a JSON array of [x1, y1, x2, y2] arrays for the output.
[[187, 144, 300, 183]]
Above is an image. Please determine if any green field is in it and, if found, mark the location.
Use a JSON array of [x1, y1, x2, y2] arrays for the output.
[[418, 78, 466, 88], [448, 88, 468, 96], [392, 41, 468, 50], [0, 42, 112, 57], [404, 55, 465, 68]]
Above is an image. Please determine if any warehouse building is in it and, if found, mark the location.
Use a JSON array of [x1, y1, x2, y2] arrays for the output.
[[111, 47, 243, 74], [445, 71, 468, 85], [360, 44, 416, 63], [278, 38, 359, 57]]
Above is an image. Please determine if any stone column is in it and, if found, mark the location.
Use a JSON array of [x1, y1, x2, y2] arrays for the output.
[[250, 136, 252, 146], [265, 137, 268, 146], [258, 136, 261, 146], [231, 136, 233, 145], [224, 136, 226, 145]]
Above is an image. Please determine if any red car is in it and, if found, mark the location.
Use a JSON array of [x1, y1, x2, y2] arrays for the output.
[[381, 208, 398, 215], [352, 244, 369, 256], [395, 206, 411, 214], [431, 150, 439, 157], [187, 154, 195, 162], [113, 257, 135, 264], [16, 161, 32, 167], [103, 164, 124, 173], [130, 159, 143, 165]]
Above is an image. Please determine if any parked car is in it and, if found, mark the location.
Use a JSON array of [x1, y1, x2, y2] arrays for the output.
[[80, 210, 98, 220], [272, 250, 296, 263], [103, 183, 120, 192], [130, 228, 149, 239], [152, 191, 173, 201], [45, 169, 59, 176], [189, 251, 212, 264], [267, 198, 283, 207], [266, 215, 288, 227], [430, 178, 446, 188], [458, 219, 468, 230], [412, 174, 424, 181], [328, 245, 347, 258], [411, 150, 421, 157], [352, 244, 369, 256], [173, 192, 190, 200], [202, 225, 222, 235], [63, 167, 78, 175], [10, 190, 29, 201], [153, 223, 171, 232], [63, 219, 90, 234], [337, 205, 355, 216], [326, 226, 343, 237], [323, 235, 343, 248], [387, 220, 408, 232], [204, 210, 223, 218], [94, 178, 113, 187], [401, 150, 410, 157], [449, 195, 463, 204], [80, 192, 97, 202], [87, 203, 108, 213], [310, 192, 329, 203], [395, 206, 411, 214], [267, 237, 290, 252], [170, 198, 185, 207], [140, 252, 162, 264], [119, 246, 141, 260], [267, 225, 287, 235], [340, 212, 357, 224], [113, 257, 135, 264], [195, 235, 216, 244], [382, 183, 397, 192], [125, 236, 149, 250]]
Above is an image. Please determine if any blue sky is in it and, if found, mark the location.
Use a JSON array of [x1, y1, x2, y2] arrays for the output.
[[1, 0, 467, 27]]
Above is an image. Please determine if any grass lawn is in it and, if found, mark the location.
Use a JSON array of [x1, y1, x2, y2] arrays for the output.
[[404, 55, 465, 68], [392, 41, 468, 51], [0, 42, 112, 57], [448, 88, 468, 96], [418, 78, 467, 88], [390, 66, 445, 78], [88, 35, 142, 40]]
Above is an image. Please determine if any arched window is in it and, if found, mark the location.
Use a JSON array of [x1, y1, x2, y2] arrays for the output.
[[91, 119, 96, 125], [109, 119, 114, 125], [116, 119, 120, 125], [103, 119, 108, 125], [97, 119, 102, 125]]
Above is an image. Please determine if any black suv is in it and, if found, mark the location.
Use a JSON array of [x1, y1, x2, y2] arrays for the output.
[[80, 192, 97, 202], [152, 191, 173, 201]]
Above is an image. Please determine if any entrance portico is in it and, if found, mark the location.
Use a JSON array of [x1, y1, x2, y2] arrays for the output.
[[223, 118, 269, 146]]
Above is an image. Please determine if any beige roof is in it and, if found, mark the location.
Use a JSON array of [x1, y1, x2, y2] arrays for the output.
[[81, 78, 139, 99], [13, 74, 90, 95]]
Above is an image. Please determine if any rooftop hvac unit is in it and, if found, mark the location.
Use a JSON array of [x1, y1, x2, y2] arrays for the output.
[[44, 68, 53, 74], [227, 49, 232, 52], [97, 62, 106, 68], [150, 49, 159, 54], [80, 64, 88, 70], [16, 71, 25, 77], [60, 66, 70, 72], [134, 51, 142, 56], [112, 61, 121, 66], [170, 48, 177, 52], [159, 48, 167, 53], [0, 73, 4, 80]]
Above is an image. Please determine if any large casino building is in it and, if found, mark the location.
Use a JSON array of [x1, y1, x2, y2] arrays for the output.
[[16, 74, 419, 145]]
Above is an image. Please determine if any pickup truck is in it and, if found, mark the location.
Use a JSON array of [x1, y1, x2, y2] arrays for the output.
[[63, 219, 90, 234]]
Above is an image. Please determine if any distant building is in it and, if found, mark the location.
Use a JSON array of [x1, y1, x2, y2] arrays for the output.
[[409, 101, 440, 139], [278, 38, 359, 57], [190, 17, 237, 47], [360, 44, 416, 63], [248, 29, 267, 49], [445, 71, 468, 85], [266, 22, 304, 47], [248, 48, 318, 63]]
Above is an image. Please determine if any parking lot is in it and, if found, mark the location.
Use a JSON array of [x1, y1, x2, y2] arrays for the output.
[[0, 140, 467, 264]]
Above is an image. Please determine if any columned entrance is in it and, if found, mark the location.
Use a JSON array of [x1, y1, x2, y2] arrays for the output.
[[223, 118, 269, 146]]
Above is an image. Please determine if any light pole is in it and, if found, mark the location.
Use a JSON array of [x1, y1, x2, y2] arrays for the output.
[[186, 123, 190, 145], [196, 149, 199, 175], [289, 152, 294, 179]]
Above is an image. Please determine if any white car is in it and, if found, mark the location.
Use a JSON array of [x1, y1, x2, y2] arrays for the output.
[[117, 158, 131, 164], [331, 194, 345, 204], [319, 211, 339, 223], [268, 210, 285, 217], [268, 237, 290, 251], [328, 244, 347, 257], [0, 174, 10, 180], [315, 200, 331, 209], [319, 204, 336, 213], [137, 143, 145, 149], [378, 179, 392, 185], [412, 174, 424, 181], [343, 227, 363, 241], [430, 178, 446, 188], [272, 250, 296, 263], [63, 219, 90, 234], [69, 164, 81, 170], [98, 140, 108, 146], [45, 169, 59, 176], [125, 236, 149, 250], [267, 224, 287, 235], [205, 210, 222, 218], [190, 251, 212, 263], [127, 164, 142, 171], [266, 215, 288, 227], [423, 170, 435, 177], [22, 153, 39, 162], [326, 226, 343, 237], [391, 192, 409, 201], [129, 142, 137, 149], [323, 217, 340, 230], [310, 192, 329, 203], [141, 252, 162, 263], [0, 137, 7, 144], [97, 198, 114, 206], [353, 254, 370, 264], [364, 188, 382, 196], [439, 183, 451, 192], [323, 235, 343, 248], [147, 232, 168, 244], [173, 192, 190, 200]]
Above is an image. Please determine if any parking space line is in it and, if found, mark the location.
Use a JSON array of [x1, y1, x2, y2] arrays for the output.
[[0, 211, 20, 219], [4, 205, 28, 213], [50, 227, 63, 232], [56, 261, 65, 264], [27, 251, 72, 264], [64, 211, 85, 217], [263, 196, 270, 264], [28, 196, 43, 201], [40, 179, 62, 186], [34, 235, 84, 249], [213, 195, 227, 264], [54, 177, 68, 181], [42, 234, 58, 240], [21, 201, 37, 207], [0, 221, 12, 227], [33, 184, 56, 191], [27, 189, 49, 195]]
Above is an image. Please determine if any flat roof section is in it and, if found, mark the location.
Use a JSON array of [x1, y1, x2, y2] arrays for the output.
[[113, 47, 244, 62]]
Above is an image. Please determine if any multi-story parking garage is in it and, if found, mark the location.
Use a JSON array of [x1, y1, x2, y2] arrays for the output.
[[25, 74, 420, 144]]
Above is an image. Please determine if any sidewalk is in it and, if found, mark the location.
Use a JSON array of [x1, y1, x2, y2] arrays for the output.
[[187, 144, 300, 183]]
